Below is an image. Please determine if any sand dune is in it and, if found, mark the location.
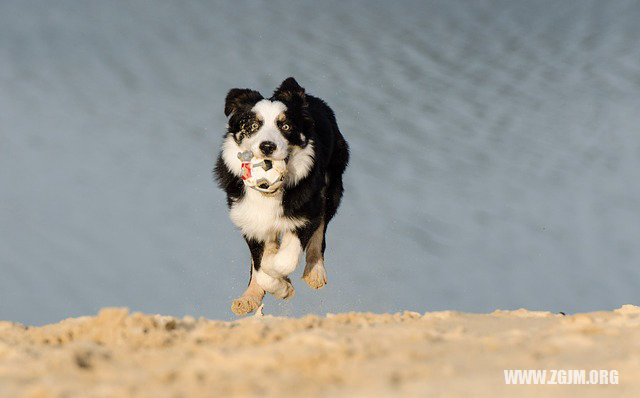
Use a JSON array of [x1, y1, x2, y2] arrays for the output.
[[1, 306, 638, 397]]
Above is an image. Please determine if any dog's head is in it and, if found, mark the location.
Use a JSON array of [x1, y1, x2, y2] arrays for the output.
[[224, 77, 313, 161]]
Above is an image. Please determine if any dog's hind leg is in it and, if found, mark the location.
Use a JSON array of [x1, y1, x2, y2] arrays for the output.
[[303, 134, 347, 290], [231, 238, 267, 316], [303, 220, 327, 289]]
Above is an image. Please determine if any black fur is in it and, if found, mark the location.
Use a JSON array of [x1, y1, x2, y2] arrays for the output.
[[214, 77, 349, 282]]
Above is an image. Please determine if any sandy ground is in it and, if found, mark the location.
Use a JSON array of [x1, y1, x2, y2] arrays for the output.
[[1, 306, 639, 398]]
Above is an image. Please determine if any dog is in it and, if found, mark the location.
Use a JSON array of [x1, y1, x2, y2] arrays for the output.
[[214, 77, 349, 315]]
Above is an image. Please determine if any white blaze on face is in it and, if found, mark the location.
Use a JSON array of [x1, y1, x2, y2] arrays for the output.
[[250, 100, 289, 160]]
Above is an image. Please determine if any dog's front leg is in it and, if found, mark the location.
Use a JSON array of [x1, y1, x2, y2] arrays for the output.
[[231, 260, 265, 316], [271, 231, 303, 277], [231, 238, 267, 316], [256, 231, 301, 299]]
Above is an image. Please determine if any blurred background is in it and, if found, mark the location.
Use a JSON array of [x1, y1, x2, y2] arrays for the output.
[[1, 0, 639, 325]]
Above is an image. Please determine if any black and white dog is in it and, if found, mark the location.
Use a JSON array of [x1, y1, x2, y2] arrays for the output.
[[215, 77, 349, 315]]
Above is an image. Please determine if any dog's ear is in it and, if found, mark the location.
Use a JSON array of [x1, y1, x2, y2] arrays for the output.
[[274, 77, 314, 138], [224, 88, 263, 117], [272, 77, 306, 103]]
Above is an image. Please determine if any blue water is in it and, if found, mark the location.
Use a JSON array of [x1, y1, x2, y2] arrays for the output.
[[1, 0, 639, 325]]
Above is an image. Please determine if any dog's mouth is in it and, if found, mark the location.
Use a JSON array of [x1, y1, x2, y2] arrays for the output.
[[237, 150, 289, 195], [251, 184, 280, 195]]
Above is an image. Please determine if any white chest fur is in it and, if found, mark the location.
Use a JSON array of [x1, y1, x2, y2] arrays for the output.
[[229, 188, 307, 240]]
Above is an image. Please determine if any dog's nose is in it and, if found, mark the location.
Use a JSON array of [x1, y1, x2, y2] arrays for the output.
[[259, 141, 277, 156]]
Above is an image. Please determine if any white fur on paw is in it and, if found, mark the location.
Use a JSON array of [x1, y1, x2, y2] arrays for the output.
[[231, 295, 262, 316], [256, 270, 295, 299], [272, 278, 295, 300], [256, 269, 281, 292], [303, 263, 327, 289]]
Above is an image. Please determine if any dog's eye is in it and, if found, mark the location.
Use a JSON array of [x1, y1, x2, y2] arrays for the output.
[[281, 124, 290, 131], [251, 122, 259, 131]]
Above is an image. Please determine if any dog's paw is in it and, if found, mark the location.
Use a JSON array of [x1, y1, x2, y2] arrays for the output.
[[303, 262, 327, 289], [231, 295, 262, 316], [272, 277, 295, 300]]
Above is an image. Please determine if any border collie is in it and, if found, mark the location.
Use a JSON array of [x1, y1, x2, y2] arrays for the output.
[[214, 77, 349, 315]]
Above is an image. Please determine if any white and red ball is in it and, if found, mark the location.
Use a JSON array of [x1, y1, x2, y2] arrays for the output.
[[238, 151, 287, 193]]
